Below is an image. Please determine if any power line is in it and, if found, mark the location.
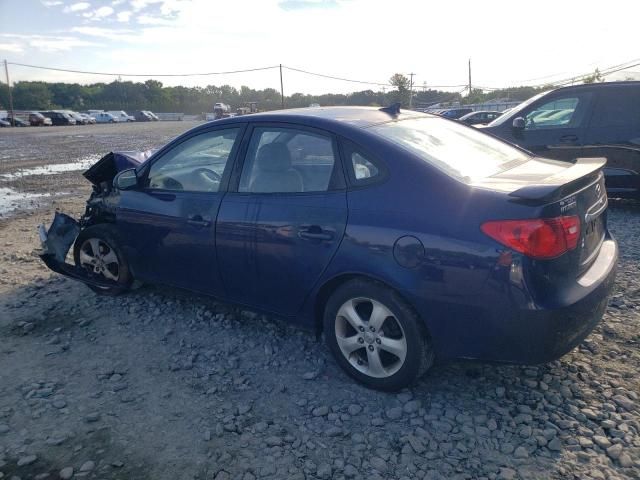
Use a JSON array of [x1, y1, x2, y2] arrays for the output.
[[472, 58, 640, 91], [283, 65, 392, 87], [522, 58, 640, 89], [5, 58, 640, 95], [6, 61, 280, 77]]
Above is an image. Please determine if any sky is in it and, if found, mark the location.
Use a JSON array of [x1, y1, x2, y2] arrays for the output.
[[0, 0, 639, 95]]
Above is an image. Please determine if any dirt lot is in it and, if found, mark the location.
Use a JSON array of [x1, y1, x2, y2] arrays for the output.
[[0, 123, 638, 480]]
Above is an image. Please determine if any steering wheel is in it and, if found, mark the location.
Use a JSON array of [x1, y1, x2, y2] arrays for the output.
[[193, 167, 222, 184]]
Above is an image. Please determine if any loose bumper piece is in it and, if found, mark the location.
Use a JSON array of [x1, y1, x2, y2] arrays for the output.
[[37, 212, 119, 289]]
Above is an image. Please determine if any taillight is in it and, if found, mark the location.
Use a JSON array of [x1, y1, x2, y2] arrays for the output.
[[481, 216, 580, 259]]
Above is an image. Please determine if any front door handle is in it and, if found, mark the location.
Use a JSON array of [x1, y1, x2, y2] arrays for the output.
[[298, 225, 333, 241], [559, 134, 579, 143], [187, 214, 212, 228]]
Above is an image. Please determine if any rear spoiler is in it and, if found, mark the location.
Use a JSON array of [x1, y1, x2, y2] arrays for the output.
[[508, 157, 606, 202]]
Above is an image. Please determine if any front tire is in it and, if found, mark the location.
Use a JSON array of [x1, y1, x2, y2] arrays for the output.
[[323, 279, 434, 391], [73, 224, 132, 295]]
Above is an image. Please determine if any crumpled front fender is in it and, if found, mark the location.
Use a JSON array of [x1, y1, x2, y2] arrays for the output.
[[37, 212, 119, 289]]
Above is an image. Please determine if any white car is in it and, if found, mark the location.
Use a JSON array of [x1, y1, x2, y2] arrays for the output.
[[79, 113, 96, 124], [93, 112, 118, 123], [107, 111, 135, 122]]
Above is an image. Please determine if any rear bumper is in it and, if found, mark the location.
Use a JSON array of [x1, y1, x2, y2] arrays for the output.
[[494, 242, 616, 364], [407, 239, 618, 364]]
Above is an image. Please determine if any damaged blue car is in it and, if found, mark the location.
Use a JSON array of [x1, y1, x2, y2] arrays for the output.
[[39, 106, 617, 390]]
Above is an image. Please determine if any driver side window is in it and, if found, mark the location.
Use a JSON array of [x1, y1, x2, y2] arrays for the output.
[[524, 93, 592, 130], [146, 128, 240, 192]]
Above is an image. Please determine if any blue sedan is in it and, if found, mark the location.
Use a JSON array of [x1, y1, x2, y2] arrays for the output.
[[39, 105, 617, 390]]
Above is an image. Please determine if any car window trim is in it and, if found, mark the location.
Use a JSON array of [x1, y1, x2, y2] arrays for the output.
[[228, 121, 346, 195], [137, 123, 247, 194]]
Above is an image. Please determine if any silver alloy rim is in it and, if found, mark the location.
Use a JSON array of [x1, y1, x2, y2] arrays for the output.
[[79, 238, 120, 282], [335, 297, 407, 378]]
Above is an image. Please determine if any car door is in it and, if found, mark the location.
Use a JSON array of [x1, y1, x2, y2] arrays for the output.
[[581, 86, 640, 194], [216, 124, 348, 316], [115, 125, 244, 295], [507, 91, 594, 161]]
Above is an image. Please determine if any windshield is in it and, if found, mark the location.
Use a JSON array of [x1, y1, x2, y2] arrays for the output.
[[485, 90, 550, 126], [370, 116, 530, 181]]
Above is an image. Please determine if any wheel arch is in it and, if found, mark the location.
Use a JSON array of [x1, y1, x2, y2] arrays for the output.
[[312, 272, 430, 340]]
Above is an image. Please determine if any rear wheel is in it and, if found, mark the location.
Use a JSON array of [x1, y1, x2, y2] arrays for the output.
[[323, 279, 434, 391], [73, 225, 132, 295]]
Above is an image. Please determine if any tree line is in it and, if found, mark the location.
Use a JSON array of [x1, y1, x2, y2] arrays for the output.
[[0, 74, 549, 114]]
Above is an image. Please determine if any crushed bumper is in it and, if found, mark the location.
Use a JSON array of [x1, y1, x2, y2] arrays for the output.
[[37, 212, 119, 289]]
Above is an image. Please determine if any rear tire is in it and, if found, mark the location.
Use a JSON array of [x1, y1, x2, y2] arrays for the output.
[[323, 278, 434, 391], [73, 224, 132, 295]]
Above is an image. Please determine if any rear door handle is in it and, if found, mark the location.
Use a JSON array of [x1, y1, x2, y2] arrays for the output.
[[298, 225, 333, 241], [559, 134, 579, 143], [187, 214, 212, 228]]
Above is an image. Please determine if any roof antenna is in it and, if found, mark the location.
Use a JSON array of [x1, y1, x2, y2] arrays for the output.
[[379, 102, 401, 116]]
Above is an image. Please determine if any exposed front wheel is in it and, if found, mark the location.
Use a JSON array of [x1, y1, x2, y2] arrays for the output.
[[323, 279, 434, 391], [73, 225, 132, 295]]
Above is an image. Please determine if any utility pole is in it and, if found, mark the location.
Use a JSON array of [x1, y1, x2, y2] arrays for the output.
[[468, 58, 472, 98], [408, 72, 415, 108], [279, 64, 284, 109], [4, 60, 15, 127]]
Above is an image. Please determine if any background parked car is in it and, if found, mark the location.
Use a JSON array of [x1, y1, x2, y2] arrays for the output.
[[439, 107, 473, 119], [459, 110, 503, 125], [107, 110, 135, 122], [0, 119, 9, 127], [1, 116, 28, 127], [143, 110, 159, 121], [29, 112, 53, 126], [65, 111, 89, 125], [79, 113, 96, 124], [40, 111, 76, 126], [133, 111, 154, 122], [93, 112, 118, 123], [481, 81, 640, 199]]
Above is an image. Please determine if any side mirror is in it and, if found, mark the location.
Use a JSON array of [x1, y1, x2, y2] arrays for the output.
[[512, 117, 526, 130], [114, 168, 138, 191]]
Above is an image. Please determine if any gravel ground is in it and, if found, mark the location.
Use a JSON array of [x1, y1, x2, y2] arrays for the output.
[[0, 124, 639, 480]]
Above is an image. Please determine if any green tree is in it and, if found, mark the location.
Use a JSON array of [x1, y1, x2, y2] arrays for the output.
[[583, 68, 604, 84], [12, 82, 52, 109], [388, 73, 410, 106]]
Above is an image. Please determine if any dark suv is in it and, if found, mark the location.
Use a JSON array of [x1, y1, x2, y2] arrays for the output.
[[482, 81, 640, 199], [40, 110, 77, 126]]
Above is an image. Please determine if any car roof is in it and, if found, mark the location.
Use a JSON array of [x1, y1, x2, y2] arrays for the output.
[[550, 80, 640, 94], [205, 106, 429, 132]]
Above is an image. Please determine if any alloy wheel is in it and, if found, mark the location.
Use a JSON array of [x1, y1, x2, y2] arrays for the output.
[[78, 237, 120, 282], [335, 297, 407, 378]]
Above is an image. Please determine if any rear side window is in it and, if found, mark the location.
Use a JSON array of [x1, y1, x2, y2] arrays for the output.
[[341, 140, 384, 185], [370, 117, 529, 182], [590, 88, 640, 128]]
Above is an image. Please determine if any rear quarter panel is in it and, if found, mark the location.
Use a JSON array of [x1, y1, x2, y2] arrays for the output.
[[299, 138, 512, 354]]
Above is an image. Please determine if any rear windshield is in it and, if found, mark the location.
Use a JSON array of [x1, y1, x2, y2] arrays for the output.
[[370, 116, 530, 181]]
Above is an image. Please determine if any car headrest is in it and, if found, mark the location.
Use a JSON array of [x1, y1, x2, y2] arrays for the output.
[[255, 143, 292, 172]]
